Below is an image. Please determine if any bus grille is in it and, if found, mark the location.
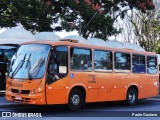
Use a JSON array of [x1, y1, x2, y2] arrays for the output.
[[11, 89, 30, 95], [11, 89, 20, 94], [21, 90, 30, 94]]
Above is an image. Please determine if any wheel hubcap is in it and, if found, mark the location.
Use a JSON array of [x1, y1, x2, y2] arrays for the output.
[[129, 92, 135, 102], [71, 94, 80, 106]]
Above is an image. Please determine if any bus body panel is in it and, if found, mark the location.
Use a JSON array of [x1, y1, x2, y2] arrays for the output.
[[94, 72, 125, 102], [68, 72, 98, 102], [46, 77, 69, 104], [138, 74, 159, 99]]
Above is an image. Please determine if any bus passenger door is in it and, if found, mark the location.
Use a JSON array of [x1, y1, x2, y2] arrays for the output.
[[46, 46, 69, 105]]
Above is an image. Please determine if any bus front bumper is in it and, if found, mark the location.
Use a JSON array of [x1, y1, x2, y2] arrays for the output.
[[6, 91, 46, 105]]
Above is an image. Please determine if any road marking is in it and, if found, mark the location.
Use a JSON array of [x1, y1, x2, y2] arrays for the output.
[[146, 98, 160, 101]]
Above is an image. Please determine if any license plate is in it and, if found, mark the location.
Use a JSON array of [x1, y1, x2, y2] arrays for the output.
[[15, 96, 22, 100]]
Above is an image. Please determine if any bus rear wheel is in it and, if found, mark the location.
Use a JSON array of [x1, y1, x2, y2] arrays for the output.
[[126, 88, 138, 106], [68, 88, 84, 111]]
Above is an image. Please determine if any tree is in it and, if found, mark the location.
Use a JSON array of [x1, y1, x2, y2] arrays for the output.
[[119, 0, 160, 52], [0, 0, 62, 33], [0, 0, 15, 28], [59, 0, 119, 39], [0, 0, 155, 40]]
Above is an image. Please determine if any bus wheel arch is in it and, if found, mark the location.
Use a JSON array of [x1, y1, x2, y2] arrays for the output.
[[126, 85, 138, 106], [68, 86, 86, 111]]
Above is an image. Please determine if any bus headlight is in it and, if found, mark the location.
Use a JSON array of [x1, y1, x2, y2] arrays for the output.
[[32, 89, 36, 94], [6, 87, 11, 92], [31, 85, 43, 94]]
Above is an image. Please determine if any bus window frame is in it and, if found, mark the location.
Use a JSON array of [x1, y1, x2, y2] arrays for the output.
[[70, 46, 92, 72], [132, 53, 146, 74], [114, 51, 131, 73], [56, 45, 69, 75], [47, 45, 69, 77], [93, 49, 113, 73], [147, 55, 158, 75], [46, 45, 69, 85]]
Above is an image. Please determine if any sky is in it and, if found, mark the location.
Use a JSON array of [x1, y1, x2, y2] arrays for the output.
[[55, 30, 79, 38]]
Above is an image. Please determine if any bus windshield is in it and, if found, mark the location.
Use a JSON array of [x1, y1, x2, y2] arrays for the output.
[[9, 44, 51, 79]]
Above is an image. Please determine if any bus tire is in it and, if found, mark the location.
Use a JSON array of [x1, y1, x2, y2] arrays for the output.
[[126, 87, 138, 106], [68, 88, 84, 111]]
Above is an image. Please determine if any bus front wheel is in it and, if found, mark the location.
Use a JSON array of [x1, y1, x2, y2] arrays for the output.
[[68, 88, 84, 111], [126, 87, 138, 106]]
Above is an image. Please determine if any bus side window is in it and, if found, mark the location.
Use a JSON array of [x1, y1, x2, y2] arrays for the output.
[[132, 54, 146, 74], [0, 50, 4, 62], [70, 47, 92, 71], [114, 52, 130, 72], [94, 50, 112, 72], [4, 48, 16, 63], [0, 50, 5, 82], [147, 56, 157, 74]]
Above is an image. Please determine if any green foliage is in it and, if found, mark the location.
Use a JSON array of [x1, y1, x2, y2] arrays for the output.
[[58, 0, 119, 39], [0, 0, 62, 32], [0, 0, 155, 39]]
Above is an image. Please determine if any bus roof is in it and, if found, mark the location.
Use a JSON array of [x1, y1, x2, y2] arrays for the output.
[[22, 40, 156, 56], [35, 32, 61, 41], [0, 28, 36, 44]]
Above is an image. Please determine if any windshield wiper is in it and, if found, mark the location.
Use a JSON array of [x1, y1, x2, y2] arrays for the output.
[[29, 57, 45, 79], [25, 53, 31, 69], [10, 53, 26, 78], [25, 53, 32, 80]]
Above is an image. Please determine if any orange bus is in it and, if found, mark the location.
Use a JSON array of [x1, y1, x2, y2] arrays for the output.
[[6, 39, 159, 110]]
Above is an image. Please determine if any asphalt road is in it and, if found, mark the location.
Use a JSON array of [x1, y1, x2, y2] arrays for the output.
[[0, 94, 160, 119]]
